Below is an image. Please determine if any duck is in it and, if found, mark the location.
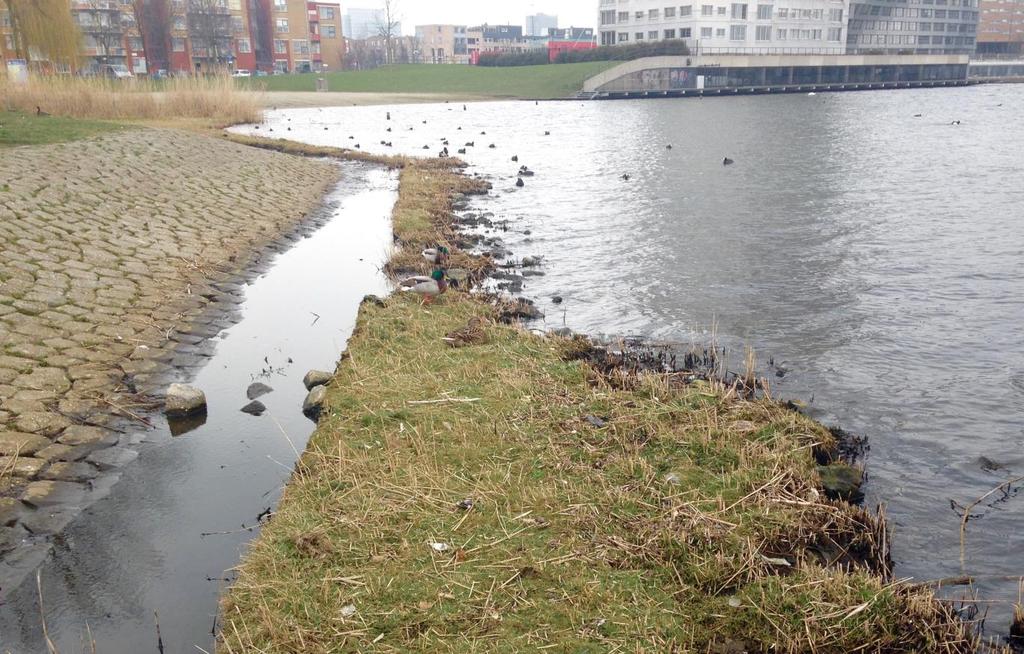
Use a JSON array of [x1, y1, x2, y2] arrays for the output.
[[511, 155, 519, 162], [422, 246, 450, 265], [36, 106, 50, 117], [516, 178, 525, 188], [457, 148, 467, 154], [621, 173, 631, 181], [400, 269, 448, 304], [722, 157, 734, 165]]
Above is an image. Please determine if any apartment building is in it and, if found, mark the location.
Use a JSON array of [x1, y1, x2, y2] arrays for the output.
[[976, 0, 1024, 53], [846, 0, 979, 53], [467, 24, 536, 62], [0, 0, 341, 74], [414, 24, 469, 63], [526, 13, 558, 36], [597, 0, 852, 52]]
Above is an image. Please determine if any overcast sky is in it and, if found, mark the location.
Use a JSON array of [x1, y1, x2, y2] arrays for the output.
[[351, 1, 598, 35]]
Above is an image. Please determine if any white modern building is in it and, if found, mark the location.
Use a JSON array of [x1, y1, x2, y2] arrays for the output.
[[597, 0, 852, 53], [526, 13, 559, 36], [342, 7, 401, 40]]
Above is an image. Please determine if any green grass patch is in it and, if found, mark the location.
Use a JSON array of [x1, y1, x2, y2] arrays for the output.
[[0, 110, 127, 147], [246, 62, 617, 99]]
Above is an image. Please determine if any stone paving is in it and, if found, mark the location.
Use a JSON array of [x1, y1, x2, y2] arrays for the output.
[[0, 128, 337, 559]]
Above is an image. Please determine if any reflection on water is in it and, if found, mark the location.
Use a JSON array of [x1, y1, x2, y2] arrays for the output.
[[0, 165, 395, 653], [241, 87, 1024, 632]]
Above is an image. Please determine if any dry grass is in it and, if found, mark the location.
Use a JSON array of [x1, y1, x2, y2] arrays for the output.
[[217, 150, 998, 653], [0, 75, 260, 125]]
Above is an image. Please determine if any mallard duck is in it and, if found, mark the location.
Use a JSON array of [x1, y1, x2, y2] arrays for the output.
[[422, 246, 449, 265], [401, 269, 447, 304]]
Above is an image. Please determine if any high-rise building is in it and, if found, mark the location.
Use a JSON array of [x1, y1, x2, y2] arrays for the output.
[[342, 6, 397, 39], [526, 13, 558, 36], [976, 0, 1024, 54], [0, 0, 343, 74], [414, 24, 469, 63], [846, 0, 979, 53], [597, 0, 851, 53]]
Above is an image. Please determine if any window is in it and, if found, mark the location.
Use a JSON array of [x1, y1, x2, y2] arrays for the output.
[[827, 27, 842, 40], [717, 6, 727, 15], [618, 31, 629, 41], [664, 28, 676, 38], [777, 7, 788, 18], [649, 30, 659, 38], [649, 8, 660, 18], [701, 26, 713, 36], [273, 0, 285, 10], [828, 8, 843, 21], [318, 6, 334, 19], [635, 11, 644, 18], [716, 27, 726, 36], [776, 27, 786, 38], [757, 4, 772, 19], [324, 24, 336, 37], [731, 3, 747, 18], [274, 39, 287, 53], [636, 31, 645, 39], [665, 6, 677, 17], [275, 18, 288, 32], [618, 11, 629, 21], [292, 39, 309, 55], [756, 24, 771, 39], [172, 37, 185, 51], [680, 4, 692, 15], [730, 24, 746, 39], [232, 16, 244, 33], [601, 10, 616, 24], [811, 28, 821, 39], [173, 15, 186, 30], [237, 37, 251, 53], [680, 27, 692, 36], [1, 11, 10, 27], [701, 4, 713, 15], [129, 37, 144, 50]]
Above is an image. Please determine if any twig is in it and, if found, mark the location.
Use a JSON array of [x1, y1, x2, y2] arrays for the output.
[[960, 475, 1024, 565], [155, 610, 165, 654], [407, 397, 481, 405], [37, 570, 58, 654]]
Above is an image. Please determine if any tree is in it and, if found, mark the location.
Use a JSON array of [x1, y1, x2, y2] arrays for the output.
[[82, 0, 126, 66], [132, 0, 173, 73], [5, 0, 81, 67], [374, 0, 400, 64], [187, 0, 232, 72]]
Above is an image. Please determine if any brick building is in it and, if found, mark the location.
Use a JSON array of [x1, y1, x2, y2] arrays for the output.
[[977, 0, 1024, 54], [0, 0, 343, 75]]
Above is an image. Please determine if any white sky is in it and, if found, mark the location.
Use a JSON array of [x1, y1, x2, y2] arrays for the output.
[[348, 1, 598, 35]]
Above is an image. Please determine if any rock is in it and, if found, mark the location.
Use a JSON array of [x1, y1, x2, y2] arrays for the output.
[[21, 480, 89, 509], [0, 498, 23, 526], [0, 525, 28, 555], [0, 456, 47, 478], [521, 255, 542, 267], [361, 294, 387, 307], [20, 509, 78, 536], [551, 296, 563, 304], [550, 327, 573, 338], [14, 412, 70, 437], [302, 385, 328, 420], [585, 415, 607, 428], [447, 268, 470, 284], [246, 383, 273, 400], [303, 370, 332, 390], [35, 443, 93, 462], [817, 463, 864, 502], [57, 425, 118, 447], [86, 447, 138, 471], [39, 461, 99, 482], [0, 431, 51, 456], [164, 383, 207, 417], [241, 400, 266, 416], [521, 269, 545, 278]]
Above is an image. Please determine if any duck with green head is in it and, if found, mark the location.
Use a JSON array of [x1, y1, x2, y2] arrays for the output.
[[422, 246, 450, 266], [400, 268, 448, 304]]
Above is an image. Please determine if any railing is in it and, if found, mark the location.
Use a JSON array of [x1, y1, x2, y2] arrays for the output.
[[693, 45, 847, 55]]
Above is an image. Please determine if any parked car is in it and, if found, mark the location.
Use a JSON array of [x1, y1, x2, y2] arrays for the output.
[[231, 69, 251, 78], [101, 64, 134, 80], [254, 70, 269, 77]]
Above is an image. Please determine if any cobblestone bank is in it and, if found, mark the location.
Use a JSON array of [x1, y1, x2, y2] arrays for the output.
[[0, 128, 337, 546]]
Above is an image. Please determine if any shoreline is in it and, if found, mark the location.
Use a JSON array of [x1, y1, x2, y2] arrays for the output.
[[216, 137, 995, 652]]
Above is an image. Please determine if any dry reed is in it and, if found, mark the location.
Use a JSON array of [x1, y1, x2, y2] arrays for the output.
[[0, 75, 260, 124]]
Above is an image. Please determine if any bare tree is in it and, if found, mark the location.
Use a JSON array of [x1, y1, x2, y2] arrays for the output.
[[187, 0, 232, 72], [131, 0, 173, 73], [5, 0, 82, 66], [81, 0, 126, 67], [374, 0, 400, 64]]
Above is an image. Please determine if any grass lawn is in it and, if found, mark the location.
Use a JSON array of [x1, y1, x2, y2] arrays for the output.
[[0, 110, 128, 147], [246, 62, 617, 99]]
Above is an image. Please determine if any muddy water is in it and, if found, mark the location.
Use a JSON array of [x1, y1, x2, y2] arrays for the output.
[[0, 164, 395, 653], [240, 88, 1024, 636]]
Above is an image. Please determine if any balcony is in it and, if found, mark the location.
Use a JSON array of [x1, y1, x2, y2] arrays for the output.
[[308, 10, 318, 21], [310, 32, 320, 41]]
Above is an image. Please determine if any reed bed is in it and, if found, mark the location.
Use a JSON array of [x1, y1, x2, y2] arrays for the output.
[[0, 75, 260, 124]]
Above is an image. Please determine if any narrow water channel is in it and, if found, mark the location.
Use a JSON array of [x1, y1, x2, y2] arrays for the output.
[[0, 163, 395, 653]]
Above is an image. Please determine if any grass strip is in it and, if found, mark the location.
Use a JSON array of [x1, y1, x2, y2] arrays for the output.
[[219, 146, 992, 654]]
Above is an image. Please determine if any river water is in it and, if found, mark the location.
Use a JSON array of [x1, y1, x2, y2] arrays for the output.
[[0, 164, 395, 653], [240, 87, 1024, 634]]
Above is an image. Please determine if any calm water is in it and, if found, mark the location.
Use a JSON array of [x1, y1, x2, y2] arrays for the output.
[[0, 164, 395, 653], [242, 87, 1024, 632]]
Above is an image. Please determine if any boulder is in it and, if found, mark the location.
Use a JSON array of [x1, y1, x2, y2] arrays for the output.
[[303, 370, 332, 391], [521, 255, 542, 267], [40, 461, 99, 482], [86, 447, 138, 471], [0, 431, 51, 456], [241, 400, 266, 416], [0, 456, 47, 479], [817, 463, 864, 502], [57, 425, 117, 447], [246, 382, 274, 400], [164, 383, 207, 417], [21, 480, 89, 509], [302, 385, 328, 420]]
